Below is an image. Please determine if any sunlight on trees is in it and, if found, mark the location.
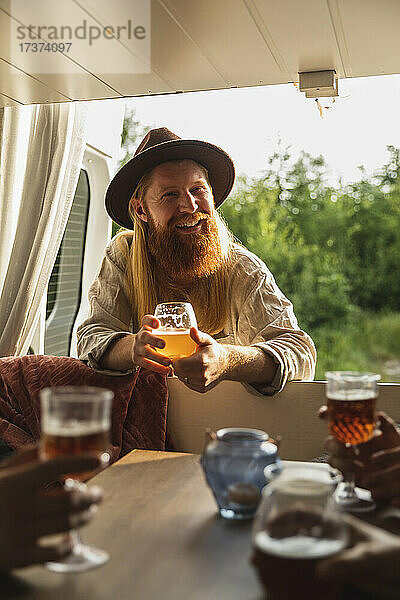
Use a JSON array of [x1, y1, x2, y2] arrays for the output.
[[222, 146, 400, 380]]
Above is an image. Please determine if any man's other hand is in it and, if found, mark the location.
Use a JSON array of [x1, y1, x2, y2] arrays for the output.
[[172, 327, 228, 393], [173, 328, 278, 392]]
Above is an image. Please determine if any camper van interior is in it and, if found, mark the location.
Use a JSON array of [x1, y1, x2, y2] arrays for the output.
[[0, 1, 400, 598]]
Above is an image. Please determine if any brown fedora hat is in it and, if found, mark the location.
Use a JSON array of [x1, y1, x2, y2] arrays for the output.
[[105, 127, 235, 229]]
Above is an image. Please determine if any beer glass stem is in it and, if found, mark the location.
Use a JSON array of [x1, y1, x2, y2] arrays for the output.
[[335, 445, 376, 511], [335, 442, 358, 503], [45, 479, 109, 573], [70, 529, 84, 551], [337, 473, 357, 502]]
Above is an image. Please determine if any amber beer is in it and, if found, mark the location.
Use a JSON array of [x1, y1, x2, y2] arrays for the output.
[[156, 329, 197, 359], [42, 424, 109, 480], [327, 391, 376, 445]]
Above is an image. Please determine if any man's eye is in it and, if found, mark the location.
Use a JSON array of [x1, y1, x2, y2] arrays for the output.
[[192, 186, 207, 194], [162, 191, 177, 199]]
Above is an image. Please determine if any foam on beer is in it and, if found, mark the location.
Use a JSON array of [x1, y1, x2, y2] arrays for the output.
[[254, 531, 346, 559], [328, 390, 376, 401], [42, 419, 108, 436], [157, 328, 190, 335]]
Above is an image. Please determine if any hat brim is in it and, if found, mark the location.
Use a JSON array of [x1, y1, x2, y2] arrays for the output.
[[105, 139, 235, 229]]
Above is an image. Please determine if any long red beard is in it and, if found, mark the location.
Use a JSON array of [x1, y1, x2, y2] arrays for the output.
[[146, 210, 225, 283]]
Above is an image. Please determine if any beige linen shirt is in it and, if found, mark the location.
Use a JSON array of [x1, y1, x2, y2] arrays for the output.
[[77, 234, 316, 395]]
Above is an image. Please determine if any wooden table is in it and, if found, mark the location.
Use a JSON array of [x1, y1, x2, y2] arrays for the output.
[[1, 451, 263, 600]]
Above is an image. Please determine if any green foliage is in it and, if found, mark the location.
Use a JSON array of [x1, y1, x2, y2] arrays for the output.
[[111, 106, 151, 237], [119, 106, 151, 169], [313, 311, 400, 382], [221, 145, 400, 333], [111, 220, 121, 238]]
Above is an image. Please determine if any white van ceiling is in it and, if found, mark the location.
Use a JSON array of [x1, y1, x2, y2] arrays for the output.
[[1, 0, 399, 107]]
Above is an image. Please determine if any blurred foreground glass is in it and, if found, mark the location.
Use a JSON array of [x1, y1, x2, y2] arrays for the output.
[[40, 386, 113, 573], [252, 463, 347, 600], [325, 371, 380, 511], [201, 428, 280, 519], [154, 302, 198, 359]]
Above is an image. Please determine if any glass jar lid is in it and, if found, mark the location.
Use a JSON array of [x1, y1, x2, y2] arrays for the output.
[[216, 427, 269, 445]]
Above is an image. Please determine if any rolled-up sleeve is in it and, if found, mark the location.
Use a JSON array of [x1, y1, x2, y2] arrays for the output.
[[77, 236, 136, 375], [229, 247, 316, 395]]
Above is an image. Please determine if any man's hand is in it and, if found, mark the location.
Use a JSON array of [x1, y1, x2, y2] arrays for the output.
[[0, 447, 103, 570], [100, 315, 172, 374], [363, 439, 400, 506], [172, 327, 277, 393], [317, 514, 400, 599], [319, 409, 400, 505], [172, 327, 228, 393], [131, 315, 172, 375]]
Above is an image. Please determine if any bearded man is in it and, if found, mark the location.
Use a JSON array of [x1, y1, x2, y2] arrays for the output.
[[77, 128, 316, 395]]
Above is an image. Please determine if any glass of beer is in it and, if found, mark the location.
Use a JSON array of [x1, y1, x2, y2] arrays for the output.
[[325, 371, 380, 511], [252, 463, 348, 600], [40, 386, 113, 573], [153, 302, 198, 359]]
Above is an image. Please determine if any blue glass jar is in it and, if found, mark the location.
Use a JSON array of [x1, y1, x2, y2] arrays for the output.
[[200, 427, 280, 520]]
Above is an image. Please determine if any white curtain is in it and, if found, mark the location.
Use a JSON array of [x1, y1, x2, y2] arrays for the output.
[[0, 102, 88, 356]]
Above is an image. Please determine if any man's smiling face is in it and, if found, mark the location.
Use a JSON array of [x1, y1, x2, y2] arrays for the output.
[[135, 159, 214, 232], [132, 160, 226, 283]]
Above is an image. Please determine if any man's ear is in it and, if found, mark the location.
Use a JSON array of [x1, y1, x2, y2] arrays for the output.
[[131, 197, 148, 223]]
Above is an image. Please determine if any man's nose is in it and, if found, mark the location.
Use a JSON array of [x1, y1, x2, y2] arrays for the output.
[[178, 191, 198, 213]]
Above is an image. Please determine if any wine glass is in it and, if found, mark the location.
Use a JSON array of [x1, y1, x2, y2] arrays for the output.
[[325, 371, 380, 512], [40, 386, 113, 573], [153, 302, 198, 359], [252, 463, 348, 600]]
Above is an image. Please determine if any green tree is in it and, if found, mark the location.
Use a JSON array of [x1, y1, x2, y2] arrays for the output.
[[340, 147, 400, 311], [221, 150, 353, 329], [222, 143, 400, 334], [119, 106, 151, 169], [112, 106, 151, 237]]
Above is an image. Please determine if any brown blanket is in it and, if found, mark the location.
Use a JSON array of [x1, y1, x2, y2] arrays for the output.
[[0, 355, 169, 462]]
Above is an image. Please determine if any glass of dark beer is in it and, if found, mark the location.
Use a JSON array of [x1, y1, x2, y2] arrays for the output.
[[252, 463, 348, 600], [325, 371, 380, 511], [40, 386, 113, 573]]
